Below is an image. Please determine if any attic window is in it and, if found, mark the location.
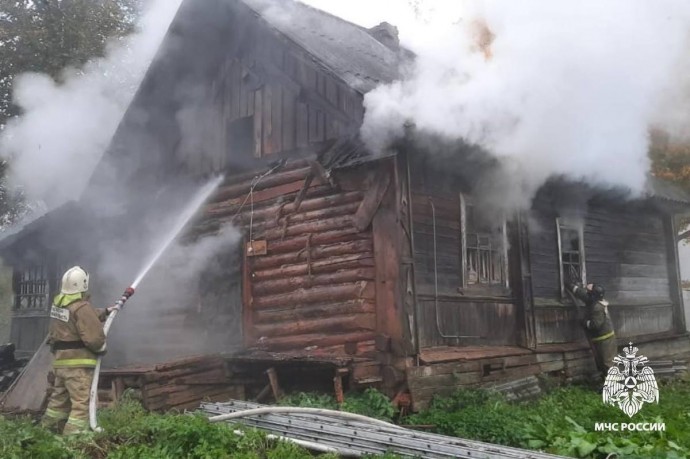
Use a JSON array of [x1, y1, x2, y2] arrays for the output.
[[14, 265, 50, 310], [557, 218, 586, 298], [460, 194, 508, 291]]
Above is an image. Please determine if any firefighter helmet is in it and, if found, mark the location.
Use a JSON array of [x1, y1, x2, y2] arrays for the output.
[[589, 283, 605, 301], [61, 266, 89, 295]]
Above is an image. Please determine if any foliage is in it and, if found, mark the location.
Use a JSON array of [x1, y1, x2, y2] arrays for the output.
[[0, 0, 142, 127], [280, 388, 396, 422], [649, 129, 690, 242], [0, 396, 335, 459], [407, 381, 690, 458], [0, 0, 143, 226]]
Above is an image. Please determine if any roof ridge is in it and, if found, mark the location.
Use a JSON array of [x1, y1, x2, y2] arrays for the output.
[[291, 0, 372, 33]]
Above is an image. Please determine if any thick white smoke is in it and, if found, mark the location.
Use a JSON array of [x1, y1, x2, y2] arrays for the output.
[[305, 0, 690, 207], [0, 0, 182, 209]]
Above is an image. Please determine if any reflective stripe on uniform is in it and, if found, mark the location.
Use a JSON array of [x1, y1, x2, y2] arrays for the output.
[[53, 358, 97, 367], [53, 292, 84, 308], [592, 331, 615, 342], [44, 408, 69, 420]]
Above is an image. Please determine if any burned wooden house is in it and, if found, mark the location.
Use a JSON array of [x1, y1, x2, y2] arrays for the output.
[[2, 0, 690, 410]]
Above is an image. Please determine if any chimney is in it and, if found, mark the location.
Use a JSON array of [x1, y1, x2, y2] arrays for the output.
[[368, 22, 400, 51]]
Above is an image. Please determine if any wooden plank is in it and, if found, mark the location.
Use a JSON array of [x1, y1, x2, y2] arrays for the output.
[[407, 361, 483, 378], [1, 338, 52, 412], [263, 85, 273, 154], [243, 236, 254, 346], [296, 102, 308, 148], [308, 106, 318, 141], [419, 346, 531, 364], [255, 331, 376, 350], [271, 85, 282, 153], [372, 163, 405, 351], [253, 89, 262, 157], [407, 372, 482, 390], [353, 169, 392, 232], [282, 89, 295, 151]]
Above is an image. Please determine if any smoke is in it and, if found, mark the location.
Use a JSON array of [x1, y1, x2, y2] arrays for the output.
[[303, 0, 690, 209], [0, 0, 182, 209], [101, 225, 242, 365]]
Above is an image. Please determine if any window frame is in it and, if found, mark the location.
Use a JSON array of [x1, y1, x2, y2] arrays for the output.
[[459, 193, 510, 293], [556, 217, 587, 299], [14, 264, 51, 311]]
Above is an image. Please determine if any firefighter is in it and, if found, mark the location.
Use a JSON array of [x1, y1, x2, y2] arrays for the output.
[[41, 266, 114, 435], [565, 281, 617, 378]]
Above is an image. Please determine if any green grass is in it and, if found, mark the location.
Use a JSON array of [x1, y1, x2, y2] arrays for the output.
[[405, 380, 690, 458], [0, 396, 337, 459], [2, 382, 690, 458]]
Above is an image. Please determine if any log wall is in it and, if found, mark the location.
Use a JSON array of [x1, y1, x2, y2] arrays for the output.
[[198, 160, 380, 355]]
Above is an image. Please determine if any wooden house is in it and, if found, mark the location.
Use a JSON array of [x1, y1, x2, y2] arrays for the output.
[[2, 0, 689, 408]]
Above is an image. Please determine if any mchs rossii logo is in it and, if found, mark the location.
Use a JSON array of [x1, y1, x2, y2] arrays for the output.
[[595, 342, 664, 432]]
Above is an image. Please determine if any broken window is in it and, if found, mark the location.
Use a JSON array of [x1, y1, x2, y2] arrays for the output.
[[460, 194, 508, 291], [14, 265, 50, 310], [557, 218, 586, 298]]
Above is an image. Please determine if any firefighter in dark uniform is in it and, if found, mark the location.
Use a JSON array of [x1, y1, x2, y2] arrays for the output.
[[565, 282, 617, 377]]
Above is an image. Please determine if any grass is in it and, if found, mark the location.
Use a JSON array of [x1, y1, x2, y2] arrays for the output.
[[2, 381, 689, 458]]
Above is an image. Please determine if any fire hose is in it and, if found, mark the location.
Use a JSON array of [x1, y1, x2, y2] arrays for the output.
[[88, 286, 135, 432]]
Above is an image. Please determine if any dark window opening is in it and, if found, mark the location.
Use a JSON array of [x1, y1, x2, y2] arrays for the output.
[[557, 218, 586, 298], [226, 115, 255, 163], [461, 195, 509, 291], [15, 265, 50, 310]]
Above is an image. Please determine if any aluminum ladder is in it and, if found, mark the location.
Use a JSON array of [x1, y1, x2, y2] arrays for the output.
[[200, 399, 568, 458]]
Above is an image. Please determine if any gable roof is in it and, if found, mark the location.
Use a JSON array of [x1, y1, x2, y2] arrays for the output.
[[243, 0, 401, 92]]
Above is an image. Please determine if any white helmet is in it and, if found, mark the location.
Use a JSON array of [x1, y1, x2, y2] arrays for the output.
[[61, 266, 89, 295]]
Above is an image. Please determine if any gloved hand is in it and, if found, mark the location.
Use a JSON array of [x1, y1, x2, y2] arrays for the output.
[[123, 287, 135, 299]]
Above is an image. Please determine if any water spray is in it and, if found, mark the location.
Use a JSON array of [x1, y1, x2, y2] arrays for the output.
[[89, 175, 224, 432]]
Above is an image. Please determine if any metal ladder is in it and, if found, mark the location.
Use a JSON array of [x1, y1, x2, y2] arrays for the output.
[[200, 400, 568, 458]]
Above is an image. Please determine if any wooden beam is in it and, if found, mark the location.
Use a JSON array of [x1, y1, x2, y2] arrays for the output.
[[266, 368, 283, 400], [372, 162, 407, 353], [666, 215, 686, 333], [352, 169, 391, 232]]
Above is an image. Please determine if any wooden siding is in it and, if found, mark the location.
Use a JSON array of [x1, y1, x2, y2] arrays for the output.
[[529, 200, 675, 344], [408, 159, 518, 347], [198, 161, 378, 355], [202, 14, 363, 172]]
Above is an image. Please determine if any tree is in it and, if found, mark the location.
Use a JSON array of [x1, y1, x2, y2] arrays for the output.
[[0, 0, 142, 226], [649, 128, 690, 242]]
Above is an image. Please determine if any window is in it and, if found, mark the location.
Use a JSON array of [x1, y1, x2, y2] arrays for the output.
[[14, 265, 50, 310], [460, 194, 509, 290], [557, 218, 586, 298]]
